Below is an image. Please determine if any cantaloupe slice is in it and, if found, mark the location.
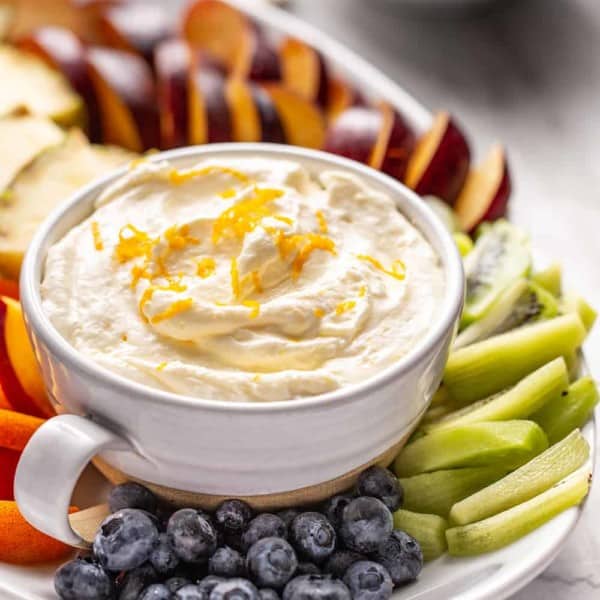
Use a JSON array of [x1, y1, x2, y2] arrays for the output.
[[0, 130, 134, 279], [0, 45, 84, 127], [0, 114, 64, 191]]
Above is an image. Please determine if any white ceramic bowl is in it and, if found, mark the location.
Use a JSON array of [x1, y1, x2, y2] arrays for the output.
[[15, 143, 463, 546]]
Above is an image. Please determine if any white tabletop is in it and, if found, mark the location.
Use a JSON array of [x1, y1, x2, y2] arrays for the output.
[[286, 0, 600, 597]]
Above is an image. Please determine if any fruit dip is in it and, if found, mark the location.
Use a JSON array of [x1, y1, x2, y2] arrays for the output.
[[41, 157, 444, 402]]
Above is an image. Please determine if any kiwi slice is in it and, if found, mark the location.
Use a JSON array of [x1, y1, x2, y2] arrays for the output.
[[532, 377, 599, 444], [455, 279, 559, 349], [426, 358, 568, 432], [444, 314, 586, 406], [453, 232, 473, 257], [399, 466, 508, 517], [446, 468, 590, 556], [462, 220, 531, 326], [560, 293, 597, 333], [532, 263, 562, 296], [393, 509, 448, 561], [449, 429, 589, 525], [393, 420, 548, 477]]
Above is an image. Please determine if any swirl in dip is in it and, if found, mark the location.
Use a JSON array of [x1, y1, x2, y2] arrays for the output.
[[41, 157, 444, 402]]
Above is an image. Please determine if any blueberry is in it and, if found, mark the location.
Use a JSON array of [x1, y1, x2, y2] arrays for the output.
[[323, 550, 366, 578], [259, 589, 281, 600], [151, 532, 180, 574], [209, 578, 260, 599], [208, 545, 246, 578], [117, 563, 159, 600], [282, 575, 351, 600], [321, 494, 354, 531], [343, 561, 393, 600], [167, 509, 218, 563], [356, 467, 403, 512], [242, 514, 287, 551], [371, 530, 423, 586], [197, 576, 225, 599], [140, 583, 173, 599], [215, 499, 254, 534], [339, 497, 393, 554], [277, 509, 300, 531], [165, 577, 191, 593], [175, 584, 205, 599], [109, 482, 158, 514], [246, 537, 298, 589], [289, 513, 336, 564], [93, 508, 159, 571], [54, 558, 114, 600], [295, 562, 321, 576]]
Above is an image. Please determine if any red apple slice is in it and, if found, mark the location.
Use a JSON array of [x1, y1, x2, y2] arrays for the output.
[[189, 67, 232, 144], [0, 296, 51, 418], [280, 37, 328, 107], [86, 46, 160, 151], [327, 77, 361, 121], [99, 2, 173, 64], [405, 111, 470, 205], [454, 144, 512, 232], [261, 84, 325, 149], [234, 30, 280, 81], [324, 106, 381, 164], [17, 26, 102, 141]]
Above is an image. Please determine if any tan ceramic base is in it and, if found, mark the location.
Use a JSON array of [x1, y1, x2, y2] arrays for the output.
[[92, 435, 408, 511]]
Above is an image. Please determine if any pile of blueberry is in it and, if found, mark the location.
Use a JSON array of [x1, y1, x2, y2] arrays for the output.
[[54, 466, 422, 599]]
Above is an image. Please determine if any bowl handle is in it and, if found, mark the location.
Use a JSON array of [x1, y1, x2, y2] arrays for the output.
[[14, 414, 129, 548]]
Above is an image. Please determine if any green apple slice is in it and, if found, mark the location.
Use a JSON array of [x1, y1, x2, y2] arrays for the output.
[[393, 509, 448, 561], [560, 293, 597, 333], [0, 45, 84, 127], [449, 429, 589, 525], [444, 314, 586, 405], [400, 466, 508, 517], [426, 358, 568, 432], [532, 377, 599, 444], [394, 420, 548, 477], [446, 468, 590, 556], [532, 263, 562, 296]]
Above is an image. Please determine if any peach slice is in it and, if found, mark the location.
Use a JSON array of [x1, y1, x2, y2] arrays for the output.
[[0, 296, 52, 418], [405, 112, 470, 205], [17, 26, 102, 141], [225, 78, 285, 143], [280, 37, 328, 107], [86, 46, 160, 151], [189, 67, 232, 144], [454, 144, 512, 232], [182, 0, 253, 72], [262, 84, 325, 149], [99, 2, 173, 64]]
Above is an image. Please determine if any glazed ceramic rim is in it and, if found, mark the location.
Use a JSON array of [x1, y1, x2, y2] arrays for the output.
[[20, 143, 464, 414]]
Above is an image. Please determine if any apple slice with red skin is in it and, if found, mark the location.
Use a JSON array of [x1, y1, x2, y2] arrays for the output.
[[454, 144, 512, 233], [86, 46, 160, 151], [262, 84, 326, 149], [325, 103, 415, 179], [405, 112, 470, 205], [182, 0, 253, 72], [0, 296, 52, 418], [327, 77, 362, 121], [225, 78, 285, 143], [98, 2, 174, 65], [235, 30, 280, 81], [17, 26, 102, 142], [0, 448, 20, 500], [280, 37, 328, 108], [189, 66, 232, 144]]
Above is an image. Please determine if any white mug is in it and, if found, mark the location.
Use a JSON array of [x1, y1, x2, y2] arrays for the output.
[[15, 144, 464, 546]]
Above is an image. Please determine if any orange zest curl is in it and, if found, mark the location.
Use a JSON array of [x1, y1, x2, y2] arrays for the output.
[[242, 300, 260, 318], [336, 300, 356, 315], [168, 165, 249, 185], [196, 257, 216, 278], [357, 255, 406, 280], [91, 221, 103, 251], [114, 224, 155, 263], [150, 298, 194, 324]]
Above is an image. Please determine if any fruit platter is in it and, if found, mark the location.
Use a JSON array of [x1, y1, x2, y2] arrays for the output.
[[0, 1, 597, 599]]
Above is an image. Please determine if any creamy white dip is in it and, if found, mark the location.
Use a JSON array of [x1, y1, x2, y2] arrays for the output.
[[42, 157, 444, 402]]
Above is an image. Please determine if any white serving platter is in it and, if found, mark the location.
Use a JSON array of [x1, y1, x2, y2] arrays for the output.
[[0, 1, 596, 598]]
